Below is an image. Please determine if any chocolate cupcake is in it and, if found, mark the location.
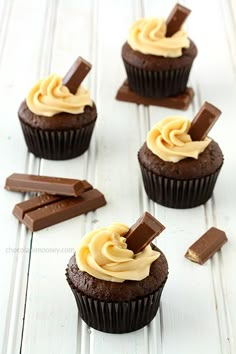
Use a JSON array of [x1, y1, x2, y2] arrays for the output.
[[18, 57, 97, 160], [138, 105, 223, 208], [66, 213, 168, 333], [121, 5, 197, 98]]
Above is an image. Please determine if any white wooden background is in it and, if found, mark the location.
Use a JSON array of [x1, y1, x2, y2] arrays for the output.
[[0, 0, 236, 353]]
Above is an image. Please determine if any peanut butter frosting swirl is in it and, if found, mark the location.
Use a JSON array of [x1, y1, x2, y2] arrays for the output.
[[76, 223, 160, 283], [128, 17, 190, 57], [26, 74, 92, 117], [147, 116, 211, 162]]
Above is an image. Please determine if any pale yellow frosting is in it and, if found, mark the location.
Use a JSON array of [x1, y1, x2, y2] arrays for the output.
[[128, 17, 190, 58], [147, 116, 211, 162], [26, 74, 92, 117], [76, 223, 160, 283]]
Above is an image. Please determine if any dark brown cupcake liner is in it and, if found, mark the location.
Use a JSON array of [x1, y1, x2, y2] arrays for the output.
[[19, 120, 96, 160], [123, 60, 193, 98], [139, 161, 223, 209], [66, 270, 167, 334]]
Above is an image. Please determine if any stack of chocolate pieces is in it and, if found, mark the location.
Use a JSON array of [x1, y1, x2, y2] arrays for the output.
[[5, 173, 106, 231]]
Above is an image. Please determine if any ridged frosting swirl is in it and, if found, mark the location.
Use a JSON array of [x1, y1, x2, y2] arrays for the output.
[[76, 223, 160, 283], [26, 74, 92, 117], [128, 17, 190, 57], [147, 116, 211, 162]]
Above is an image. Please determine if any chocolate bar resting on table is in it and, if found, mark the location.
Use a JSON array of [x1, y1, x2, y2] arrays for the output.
[[13, 188, 106, 232], [5, 173, 91, 196], [5, 172, 106, 232], [116, 80, 194, 110], [185, 227, 228, 265]]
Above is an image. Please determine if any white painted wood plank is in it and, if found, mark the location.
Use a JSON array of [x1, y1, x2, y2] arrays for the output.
[[142, 1, 229, 353], [186, 1, 236, 352], [21, 1, 94, 353], [0, 1, 48, 353], [86, 0, 154, 352], [0, 0, 235, 354], [185, 0, 236, 353]]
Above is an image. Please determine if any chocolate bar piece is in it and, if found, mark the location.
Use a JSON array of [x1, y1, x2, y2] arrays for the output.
[[166, 4, 191, 37], [189, 102, 221, 141], [13, 189, 106, 232], [13, 194, 64, 220], [5, 173, 91, 196], [13, 180, 92, 221], [185, 227, 228, 265], [63, 56, 92, 94], [125, 212, 165, 254], [116, 80, 194, 110]]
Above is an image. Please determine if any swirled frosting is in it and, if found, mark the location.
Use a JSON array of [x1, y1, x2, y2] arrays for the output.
[[147, 116, 211, 162], [128, 17, 190, 57], [26, 74, 92, 117], [76, 223, 160, 283]]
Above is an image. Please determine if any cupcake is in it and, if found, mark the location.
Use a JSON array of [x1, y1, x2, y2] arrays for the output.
[[18, 57, 97, 160], [66, 214, 168, 333], [121, 5, 197, 98], [138, 109, 223, 208]]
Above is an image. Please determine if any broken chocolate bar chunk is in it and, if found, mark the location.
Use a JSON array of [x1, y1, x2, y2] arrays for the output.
[[185, 227, 228, 265], [189, 102, 221, 141], [63, 56, 92, 94], [5, 173, 91, 196], [125, 212, 165, 254], [166, 3, 191, 37], [13, 188, 106, 232]]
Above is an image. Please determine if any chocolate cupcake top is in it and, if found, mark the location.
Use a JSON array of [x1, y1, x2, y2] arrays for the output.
[[147, 116, 211, 163], [76, 223, 160, 283], [139, 140, 223, 179], [18, 100, 97, 130], [26, 73, 92, 117], [128, 17, 190, 58], [67, 214, 168, 301], [68, 245, 168, 302]]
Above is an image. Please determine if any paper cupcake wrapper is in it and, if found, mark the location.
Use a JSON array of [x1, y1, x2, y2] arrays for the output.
[[139, 162, 223, 209], [123, 60, 193, 98], [19, 120, 96, 160], [66, 270, 167, 334]]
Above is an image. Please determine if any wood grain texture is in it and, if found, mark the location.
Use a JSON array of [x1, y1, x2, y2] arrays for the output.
[[0, 0, 235, 353]]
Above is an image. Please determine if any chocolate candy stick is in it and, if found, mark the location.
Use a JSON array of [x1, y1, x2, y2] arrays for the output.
[[63, 56, 92, 94], [13, 179, 93, 220], [5, 173, 91, 196], [13, 194, 64, 220], [125, 212, 165, 254], [166, 3, 191, 37], [189, 102, 221, 141], [185, 227, 228, 265], [13, 189, 106, 232]]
